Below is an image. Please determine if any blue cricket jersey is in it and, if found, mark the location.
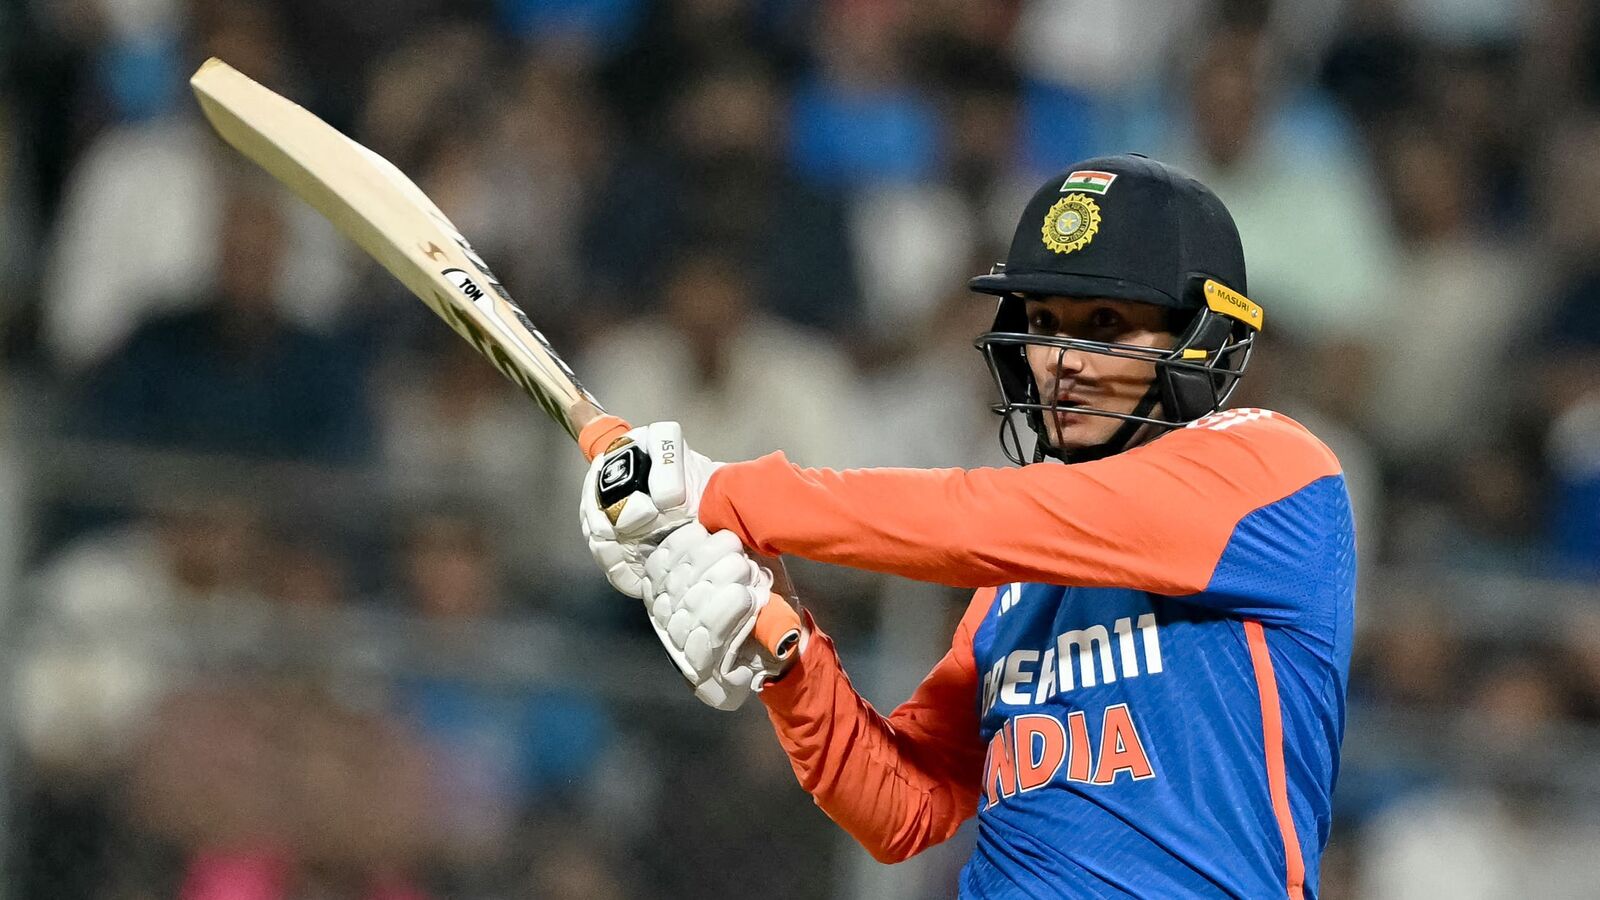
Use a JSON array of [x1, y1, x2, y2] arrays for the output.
[[715, 408, 1356, 900]]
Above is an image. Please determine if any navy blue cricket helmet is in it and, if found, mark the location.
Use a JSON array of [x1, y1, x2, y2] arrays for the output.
[[970, 153, 1263, 464]]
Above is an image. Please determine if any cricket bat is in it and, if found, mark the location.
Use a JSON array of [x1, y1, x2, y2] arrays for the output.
[[189, 58, 801, 662]]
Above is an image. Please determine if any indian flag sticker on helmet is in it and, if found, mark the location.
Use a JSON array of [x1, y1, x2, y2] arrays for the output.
[[1059, 170, 1118, 194]]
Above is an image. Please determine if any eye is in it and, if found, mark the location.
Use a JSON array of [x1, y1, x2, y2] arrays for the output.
[[1088, 307, 1124, 331], [1027, 309, 1058, 334]]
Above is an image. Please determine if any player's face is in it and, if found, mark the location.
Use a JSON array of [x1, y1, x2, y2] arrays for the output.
[[1023, 297, 1176, 453]]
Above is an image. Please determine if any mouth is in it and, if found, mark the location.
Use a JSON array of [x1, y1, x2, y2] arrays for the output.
[[1050, 400, 1088, 429], [1046, 389, 1100, 432]]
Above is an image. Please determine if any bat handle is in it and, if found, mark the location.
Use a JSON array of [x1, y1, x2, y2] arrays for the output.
[[578, 414, 632, 461], [577, 414, 804, 663]]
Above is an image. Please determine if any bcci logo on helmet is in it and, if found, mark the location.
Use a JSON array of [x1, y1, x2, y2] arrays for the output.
[[1041, 194, 1101, 255]]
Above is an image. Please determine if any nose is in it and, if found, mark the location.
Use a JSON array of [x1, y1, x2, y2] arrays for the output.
[[1050, 341, 1091, 378], [1030, 342, 1088, 393]]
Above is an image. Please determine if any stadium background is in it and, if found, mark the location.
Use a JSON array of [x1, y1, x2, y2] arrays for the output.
[[2, 0, 1600, 897]]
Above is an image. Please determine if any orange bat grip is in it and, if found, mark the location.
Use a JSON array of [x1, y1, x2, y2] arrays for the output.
[[578, 414, 803, 662]]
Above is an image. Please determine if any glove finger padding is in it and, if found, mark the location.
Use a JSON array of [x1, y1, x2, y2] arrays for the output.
[[586, 539, 645, 598], [668, 580, 750, 668], [602, 557, 648, 599], [680, 619, 717, 673], [664, 529, 743, 593], [646, 522, 709, 587], [691, 678, 746, 712], [649, 594, 675, 636], [695, 581, 756, 646], [641, 523, 780, 711], [701, 552, 755, 587]]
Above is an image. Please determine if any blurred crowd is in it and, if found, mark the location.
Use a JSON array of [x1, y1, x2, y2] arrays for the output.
[[2, 0, 1599, 897]]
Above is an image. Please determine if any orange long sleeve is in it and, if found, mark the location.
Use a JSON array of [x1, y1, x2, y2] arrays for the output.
[[759, 590, 993, 863], [700, 412, 1341, 595]]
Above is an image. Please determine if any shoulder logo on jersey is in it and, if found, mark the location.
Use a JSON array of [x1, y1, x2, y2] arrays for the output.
[[1186, 408, 1273, 431], [1042, 194, 1101, 255], [996, 582, 1025, 616]]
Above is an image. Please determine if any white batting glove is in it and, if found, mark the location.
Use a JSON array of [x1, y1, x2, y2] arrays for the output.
[[642, 523, 787, 711], [578, 422, 724, 599]]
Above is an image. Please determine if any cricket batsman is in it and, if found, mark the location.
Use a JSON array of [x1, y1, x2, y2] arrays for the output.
[[580, 154, 1355, 898]]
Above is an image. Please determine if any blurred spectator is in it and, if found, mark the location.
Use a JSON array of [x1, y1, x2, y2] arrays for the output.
[[267, 0, 477, 129], [847, 183, 978, 342], [577, 247, 864, 466], [1399, 0, 1526, 46], [1365, 122, 1531, 454], [1358, 776, 1600, 899], [128, 679, 435, 900], [1560, 608, 1600, 722], [14, 497, 272, 776], [494, 51, 639, 341], [0, 89, 26, 322], [645, 713, 838, 900], [1522, 0, 1600, 119], [1320, 0, 1425, 123], [790, 2, 944, 188], [1166, 28, 1397, 348], [1423, 44, 1528, 218], [356, 24, 501, 168], [1010, 0, 1201, 162], [651, 58, 862, 334], [1356, 655, 1600, 899], [494, 0, 647, 57], [853, 275, 1012, 469], [11, 494, 277, 899], [37, 0, 351, 372], [388, 512, 614, 865], [1546, 393, 1600, 576], [343, 28, 579, 354], [378, 334, 559, 582], [260, 532, 352, 612], [524, 832, 631, 900], [0, 385, 25, 626], [844, 62, 1022, 342], [1351, 598, 1463, 708], [39, 106, 224, 369], [599, 0, 783, 129], [1012, 0, 1200, 99], [941, 66, 1032, 244], [71, 179, 375, 463], [1382, 443, 1546, 572], [1525, 121, 1600, 577], [356, 29, 601, 322]]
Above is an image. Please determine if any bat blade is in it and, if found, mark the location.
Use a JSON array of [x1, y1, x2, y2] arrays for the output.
[[189, 59, 800, 662], [189, 57, 607, 443]]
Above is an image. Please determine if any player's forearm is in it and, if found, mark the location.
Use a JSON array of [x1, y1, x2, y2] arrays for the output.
[[700, 452, 1207, 594], [761, 621, 974, 864]]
